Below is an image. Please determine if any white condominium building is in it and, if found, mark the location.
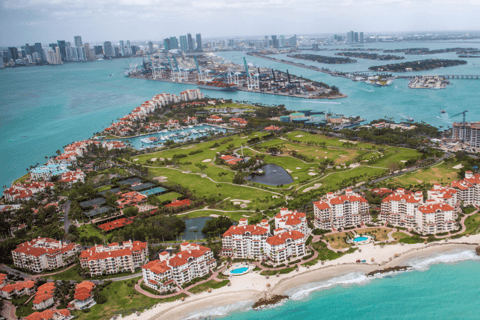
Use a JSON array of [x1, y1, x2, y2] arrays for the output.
[[222, 225, 269, 259], [313, 189, 370, 230], [380, 188, 423, 228], [265, 230, 306, 263], [179, 89, 204, 101], [12, 238, 80, 273], [274, 208, 308, 237], [80, 240, 148, 277], [142, 243, 216, 293], [417, 202, 457, 234], [428, 184, 459, 208], [451, 171, 480, 206]]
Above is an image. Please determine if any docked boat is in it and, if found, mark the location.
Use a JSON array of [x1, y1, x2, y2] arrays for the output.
[[406, 117, 414, 122], [141, 137, 158, 144], [440, 110, 446, 113], [197, 80, 238, 92]]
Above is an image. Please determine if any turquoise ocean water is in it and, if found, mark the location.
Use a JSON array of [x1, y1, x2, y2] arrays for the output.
[[186, 249, 480, 319]]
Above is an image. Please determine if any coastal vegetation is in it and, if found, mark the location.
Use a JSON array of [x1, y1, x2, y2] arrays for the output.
[[368, 59, 467, 72], [335, 52, 404, 61], [288, 54, 357, 64]]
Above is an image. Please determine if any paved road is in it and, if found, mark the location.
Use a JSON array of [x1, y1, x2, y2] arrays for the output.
[[0, 264, 31, 279], [63, 200, 71, 234], [1, 300, 17, 320]]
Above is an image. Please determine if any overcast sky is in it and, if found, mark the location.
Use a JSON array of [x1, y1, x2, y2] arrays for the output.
[[1, 0, 479, 46]]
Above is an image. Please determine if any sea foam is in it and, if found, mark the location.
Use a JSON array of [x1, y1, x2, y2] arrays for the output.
[[408, 249, 479, 272], [184, 300, 253, 320]]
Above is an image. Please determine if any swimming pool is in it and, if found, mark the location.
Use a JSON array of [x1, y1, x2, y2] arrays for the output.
[[353, 236, 369, 242], [230, 267, 249, 275]]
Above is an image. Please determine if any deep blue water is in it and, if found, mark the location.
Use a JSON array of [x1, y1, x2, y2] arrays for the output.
[[2, 41, 480, 191], [246, 163, 294, 186], [186, 249, 480, 319]]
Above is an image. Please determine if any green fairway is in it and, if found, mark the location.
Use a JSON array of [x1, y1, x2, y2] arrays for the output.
[[385, 161, 461, 188], [183, 210, 259, 222], [156, 192, 183, 203]]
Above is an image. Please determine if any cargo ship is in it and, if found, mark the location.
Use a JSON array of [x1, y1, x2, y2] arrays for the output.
[[197, 80, 238, 92]]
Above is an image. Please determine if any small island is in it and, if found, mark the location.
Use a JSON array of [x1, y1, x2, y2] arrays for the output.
[[288, 54, 357, 64], [368, 59, 467, 72], [335, 52, 404, 61], [252, 294, 289, 309]]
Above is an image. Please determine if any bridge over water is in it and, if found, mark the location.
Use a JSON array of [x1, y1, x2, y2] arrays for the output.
[[398, 75, 480, 80]]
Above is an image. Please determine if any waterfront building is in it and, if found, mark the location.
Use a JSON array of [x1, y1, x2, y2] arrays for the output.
[[274, 208, 308, 236], [360, 32, 364, 43], [187, 33, 195, 52], [142, 242, 216, 293], [119, 40, 125, 57], [169, 37, 179, 50], [3, 181, 54, 202], [103, 41, 114, 57], [427, 184, 459, 208], [80, 240, 148, 277], [451, 171, 480, 206], [30, 163, 69, 180], [380, 188, 423, 228], [196, 33, 203, 51], [163, 38, 170, 51], [222, 224, 269, 259], [57, 40, 66, 60], [55, 47, 62, 64], [0, 280, 35, 299], [34, 43, 43, 59], [313, 189, 370, 230], [12, 238, 80, 273], [93, 45, 103, 55], [288, 35, 297, 47], [74, 36, 83, 47], [452, 121, 480, 147], [179, 89, 204, 101], [25, 309, 72, 320], [206, 115, 223, 123], [265, 230, 306, 263], [280, 35, 285, 47], [229, 118, 248, 127], [8, 47, 19, 60], [59, 169, 85, 185], [347, 31, 354, 43], [33, 282, 55, 309], [71, 281, 96, 310], [417, 202, 457, 234]]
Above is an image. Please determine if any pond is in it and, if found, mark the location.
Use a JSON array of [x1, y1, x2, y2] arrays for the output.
[[182, 217, 212, 240], [246, 163, 294, 186]]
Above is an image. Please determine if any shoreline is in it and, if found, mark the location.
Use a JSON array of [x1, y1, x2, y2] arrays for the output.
[[120, 238, 480, 320]]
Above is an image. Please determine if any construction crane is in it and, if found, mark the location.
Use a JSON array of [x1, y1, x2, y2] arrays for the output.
[[452, 110, 469, 142], [243, 57, 259, 90], [148, 54, 163, 79], [194, 56, 211, 82]]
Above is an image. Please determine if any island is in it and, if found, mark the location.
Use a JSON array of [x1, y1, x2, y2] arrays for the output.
[[288, 53, 357, 64], [334, 52, 404, 61], [368, 59, 467, 72]]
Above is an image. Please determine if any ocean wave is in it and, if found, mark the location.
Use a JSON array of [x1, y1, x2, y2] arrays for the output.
[[184, 300, 253, 320], [408, 249, 479, 272], [288, 272, 370, 300]]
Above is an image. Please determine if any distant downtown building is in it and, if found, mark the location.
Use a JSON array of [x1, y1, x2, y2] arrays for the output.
[[347, 31, 364, 44], [103, 41, 114, 57], [196, 33, 203, 51], [74, 36, 83, 47]]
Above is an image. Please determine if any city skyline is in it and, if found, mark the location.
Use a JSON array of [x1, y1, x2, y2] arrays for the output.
[[1, 0, 479, 45]]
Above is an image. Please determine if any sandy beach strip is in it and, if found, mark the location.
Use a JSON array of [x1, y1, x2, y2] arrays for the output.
[[121, 237, 480, 320]]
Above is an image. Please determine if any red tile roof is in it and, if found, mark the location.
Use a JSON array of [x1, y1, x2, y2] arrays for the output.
[[97, 218, 134, 231], [418, 203, 454, 214], [223, 225, 268, 237], [165, 199, 190, 207], [266, 230, 304, 245]]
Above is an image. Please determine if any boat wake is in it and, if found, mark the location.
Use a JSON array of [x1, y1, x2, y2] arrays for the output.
[[298, 101, 342, 104], [359, 88, 374, 93], [407, 249, 479, 272], [184, 300, 253, 319]]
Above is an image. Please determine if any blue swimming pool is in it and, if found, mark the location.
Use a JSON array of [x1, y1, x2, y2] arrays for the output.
[[140, 187, 166, 196], [230, 267, 249, 275], [353, 236, 369, 242]]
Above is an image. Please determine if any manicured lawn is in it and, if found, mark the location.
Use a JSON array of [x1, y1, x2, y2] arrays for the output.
[[183, 210, 257, 222], [356, 227, 391, 241], [391, 231, 413, 242], [46, 264, 83, 281], [374, 146, 421, 168], [15, 299, 35, 318], [302, 241, 355, 266], [96, 185, 112, 192], [387, 162, 461, 188], [284, 131, 374, 149], [188, 279, 230, 294], [72, 277, 187, 320], [462, 213, 480, 236], [156, 192, 183, 203], [260, 266, 296, 276], [13, 173, 30, 185], [77, 224, 106, 241], [324, 232, 352, 249]]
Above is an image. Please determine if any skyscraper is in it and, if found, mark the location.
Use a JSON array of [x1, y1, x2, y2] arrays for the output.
[[187, 33, 194, 52], [163, 38, 170, 51], [360, 32, 364, 44], [74, 36, 83, 47], [84, 43, 91, 60], [148, 41, 154, 53], [169, 37, 179, 50], [119, 40, 125, 56], [228, 39, 235, 47], [280, 35, 285, 47], [272, 35, 279, 48], [34, 43, 44, 61], [179, 36, 188, 52], [288, 35, 297, 47], [57, 40, 66, 61], [196, 34, 202, 52], [354, 32, 359, 43], [55, 47, 62, 64], [94, 45, 104, 55], [103, 41, 114, 57], [8, 47, 19, 60]]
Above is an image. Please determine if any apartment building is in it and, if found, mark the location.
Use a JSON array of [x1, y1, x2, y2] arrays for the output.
[[428, 184, 459, 208], [313, 189, 370, 230], [142, 243, 216, 293], [380, 188, 423, 228], [12, 238, 80, 273], [222, 224, 269, 259], [417, 202, 457, 234], [3, 181, 55, 202], [451, 171, 480, 206], [33, 282, 55, 310], [265, 230, 306, 263], [0, 280, 35, 299], [80, 240, 148, 277], [274, 208, 308, 236]]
